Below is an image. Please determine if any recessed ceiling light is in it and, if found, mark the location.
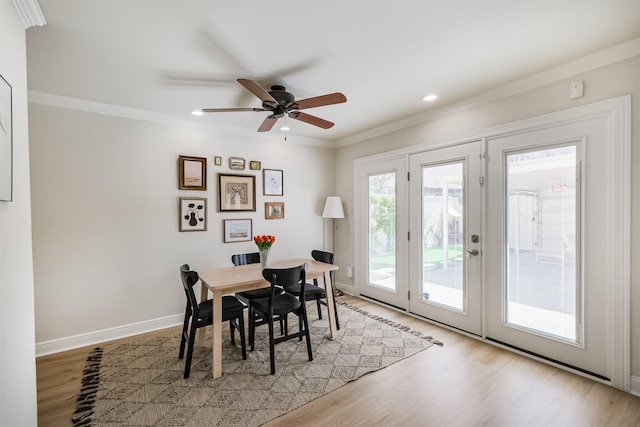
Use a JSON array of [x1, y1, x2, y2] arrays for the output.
[[422, 94, 439, 102], [190, 110, 204, 116]]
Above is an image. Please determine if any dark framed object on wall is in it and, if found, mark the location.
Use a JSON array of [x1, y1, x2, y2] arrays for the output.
[[263, 169, 283, 196], [179, 155, 207, 190], [0, 74, 12, 202], [179, 197, 207, 232], [218, 173, 256, 212]]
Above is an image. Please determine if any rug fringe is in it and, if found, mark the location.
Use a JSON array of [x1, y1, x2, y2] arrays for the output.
[[337, 301, 444, 346], [71, 347, 104, 426]]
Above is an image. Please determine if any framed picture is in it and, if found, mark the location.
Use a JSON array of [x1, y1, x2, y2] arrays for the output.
[[229, 157, 245, 170], [214, 156, 222, 166], [265, 202, 285, 220], [249, 160, 261, 170], [263, 169, 283, 196], [179, 197, 207, 231], [179, 155, 207, 190], [0, 74, 12, 202], [218, 173, 256, 212], [224, 218, 252, 242]]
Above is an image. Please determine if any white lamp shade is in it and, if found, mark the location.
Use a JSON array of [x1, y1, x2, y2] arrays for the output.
[[322, 196, 345, 219]]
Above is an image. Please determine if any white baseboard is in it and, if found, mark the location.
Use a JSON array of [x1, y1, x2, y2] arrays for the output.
[[335, 281, 355, 296], [35, 313, 183, 357], [36, 285, 355, 358], [630, 375, 640, 397]]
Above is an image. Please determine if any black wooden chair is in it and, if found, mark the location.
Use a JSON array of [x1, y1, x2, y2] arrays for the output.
[[285, 250, 340, 330], [249, 264, 313, 374], [231, 252, 285, 346], [179, 264, 246, 378]]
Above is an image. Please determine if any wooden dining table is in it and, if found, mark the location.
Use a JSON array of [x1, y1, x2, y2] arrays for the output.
[[198, 258, 339, 379]]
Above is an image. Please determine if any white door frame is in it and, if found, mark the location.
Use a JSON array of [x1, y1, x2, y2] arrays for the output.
[[353, 95, 630, 390]]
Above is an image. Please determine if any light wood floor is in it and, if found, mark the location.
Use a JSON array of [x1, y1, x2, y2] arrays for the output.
[[37, 296, 640, 426]]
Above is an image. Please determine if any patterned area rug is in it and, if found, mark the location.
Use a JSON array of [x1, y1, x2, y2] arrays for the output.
[[73, 302, 442, 426]]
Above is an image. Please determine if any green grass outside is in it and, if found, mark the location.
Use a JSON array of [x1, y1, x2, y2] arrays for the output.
[[370, 246, 463, 269]]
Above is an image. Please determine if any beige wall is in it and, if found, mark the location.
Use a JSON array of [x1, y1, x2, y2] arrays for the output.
[[29, 105, 336, 348], [334, 57, 640, 378], [0, 2, 38, 425]]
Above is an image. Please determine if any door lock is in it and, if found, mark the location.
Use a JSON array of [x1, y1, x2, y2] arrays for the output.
[[466, 249, 479, 256], [471, 234, 480, 243]]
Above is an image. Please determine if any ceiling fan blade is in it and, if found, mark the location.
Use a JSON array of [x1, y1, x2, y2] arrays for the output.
[[237, 78, 278, 105], [288, 111, 334, 129], [201, 107, 265, 113], [258, 116, 279, 132], [290, 92, 347, 110]]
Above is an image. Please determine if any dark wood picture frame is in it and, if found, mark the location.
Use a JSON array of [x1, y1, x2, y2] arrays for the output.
[[218, 173, 256, 212], [250, 160, 261, 170], [179, 155, 207, 190]]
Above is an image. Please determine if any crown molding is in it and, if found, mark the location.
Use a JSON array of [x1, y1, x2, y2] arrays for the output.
[[27, 91, 329, 148], [336, 37, 640, 148], [11, 0, 45, 29]]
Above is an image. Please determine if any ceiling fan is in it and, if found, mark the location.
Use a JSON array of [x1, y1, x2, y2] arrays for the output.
[[196, 78, 347, 132]]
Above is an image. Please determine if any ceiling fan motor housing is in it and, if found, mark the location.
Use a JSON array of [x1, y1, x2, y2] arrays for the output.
[[268, 85, 295, 105]]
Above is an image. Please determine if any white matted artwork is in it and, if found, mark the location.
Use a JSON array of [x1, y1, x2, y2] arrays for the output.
[[224, 218, 252, 242], [218, 173, 256, 212], [179, 197, 207, 231], [263, 169, 283, 196], [0, 74, 12, 202]]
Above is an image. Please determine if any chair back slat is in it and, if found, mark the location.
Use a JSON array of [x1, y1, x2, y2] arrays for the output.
[[311, 250, 335, 285], [231, 252, 260, 266], [179, 264, 200, 316], [262, 264, 307, 303], [311, 250, 334, 265]]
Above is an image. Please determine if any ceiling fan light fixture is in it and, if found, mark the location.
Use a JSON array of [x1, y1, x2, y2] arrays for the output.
[[422, 94, 439, 102], [190, 109, 204, 116], [280, 125, 290, 131]]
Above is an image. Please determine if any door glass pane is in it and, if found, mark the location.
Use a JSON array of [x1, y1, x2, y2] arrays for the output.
[[368, 172, 396, 290], [421, 162, 464, 310], [506, 145, 578, 342]]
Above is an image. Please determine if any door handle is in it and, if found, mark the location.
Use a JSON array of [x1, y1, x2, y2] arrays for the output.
[[466, 249, 479, 256]]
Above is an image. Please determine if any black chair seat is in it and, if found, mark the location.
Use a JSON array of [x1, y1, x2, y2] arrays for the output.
[[198, 295, 246, 320], [287, 282, 326, 299], [236, 286, 283, 301], [251, 293, 302, 316]]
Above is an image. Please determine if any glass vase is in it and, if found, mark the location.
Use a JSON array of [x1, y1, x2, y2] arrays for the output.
[[259, 248, 270, 268]]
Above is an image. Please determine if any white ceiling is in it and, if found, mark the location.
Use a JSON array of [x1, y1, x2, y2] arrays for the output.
[[25, 1, 640, 147]]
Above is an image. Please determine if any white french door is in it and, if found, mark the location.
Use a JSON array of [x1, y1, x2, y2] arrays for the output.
[[357, 158, 409, 309], [484, 115, 617, 380], [408, 141, 482, 335]]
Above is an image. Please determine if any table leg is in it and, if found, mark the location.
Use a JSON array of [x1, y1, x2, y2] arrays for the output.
[[212, 290, 223, 379], [198, 283, 208, 344], [323, 270, 338, 339]]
